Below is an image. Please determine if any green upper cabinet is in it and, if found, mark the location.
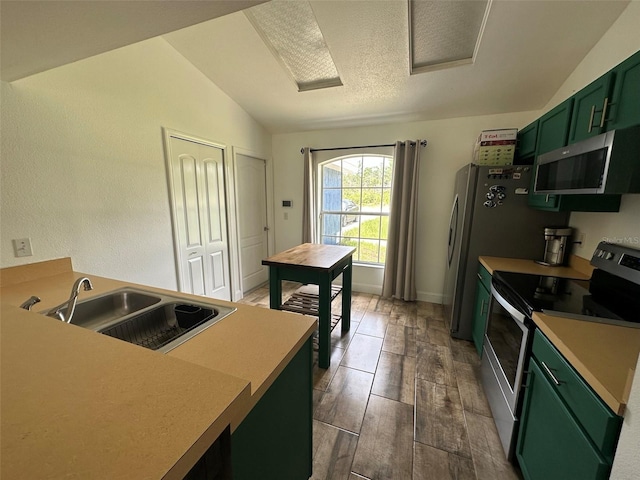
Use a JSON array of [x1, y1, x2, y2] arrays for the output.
[[606, 49, 640, 131], [536, 97, 574, 154], [528, 98, 573, 209], [516, 121, 538, 161], [568, 73, 614, 144]]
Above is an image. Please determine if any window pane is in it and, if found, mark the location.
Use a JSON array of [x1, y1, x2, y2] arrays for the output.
[[341, 190, 361, 212], [382, 189, 391, 212], [380, 239, 387, 263], [362, 188, 384, 211], [380, 216, 389, 239], [383, 158, 393, 187], [322, 214, 341, 236], [341, 237, 360, 262], [362, 156, 384, 187], [322, 235, 339, 246], [359, 239, 381, 263], [358, 215, 381, 240], [323, 162, 342, 188], [342, 157, 362, 187], [323, 188, 342, 211]]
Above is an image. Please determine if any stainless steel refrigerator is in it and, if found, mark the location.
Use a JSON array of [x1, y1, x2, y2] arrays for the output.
[[442, 164, 569, 340]]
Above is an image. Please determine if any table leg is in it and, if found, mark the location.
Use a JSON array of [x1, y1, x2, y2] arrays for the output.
[[317, 276, 331, 369], [341, 257, 352, 333], [268, 267, 282, 310]]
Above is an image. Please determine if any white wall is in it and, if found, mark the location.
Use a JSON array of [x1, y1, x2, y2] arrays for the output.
[[0, 37, 271, 290], [540, 2, 640, 477], [272, 110, 537, 300]]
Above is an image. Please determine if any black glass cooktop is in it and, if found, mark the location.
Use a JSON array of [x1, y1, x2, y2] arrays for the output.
[[492, 270, 640, 327]]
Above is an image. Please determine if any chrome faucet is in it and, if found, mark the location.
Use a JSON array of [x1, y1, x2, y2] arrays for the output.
[[45, 277, 94, 323], [20, 296, 41, 311]]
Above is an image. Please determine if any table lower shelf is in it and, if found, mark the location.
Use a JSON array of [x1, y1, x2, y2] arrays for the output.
[[280, 284, 342, 352]]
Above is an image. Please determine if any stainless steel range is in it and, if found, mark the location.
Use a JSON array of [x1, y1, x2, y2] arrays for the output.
[[481, 241, 640, 460]]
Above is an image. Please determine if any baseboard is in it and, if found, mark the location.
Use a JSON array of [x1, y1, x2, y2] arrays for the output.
[[416, 291, 443, 304], [351, 282, 383, 296]]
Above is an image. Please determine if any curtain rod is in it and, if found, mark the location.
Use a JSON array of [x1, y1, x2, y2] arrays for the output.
[[300, 140, 427, 154]]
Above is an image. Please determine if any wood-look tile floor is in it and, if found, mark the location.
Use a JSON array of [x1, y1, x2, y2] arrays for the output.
[[239, 283, 523, 480]]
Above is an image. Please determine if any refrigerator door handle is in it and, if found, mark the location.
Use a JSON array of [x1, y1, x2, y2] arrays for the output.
[[448, 195, 459, 267]]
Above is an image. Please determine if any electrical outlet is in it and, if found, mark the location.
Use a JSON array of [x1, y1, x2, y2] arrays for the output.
[[13, 238, 33, 257], [284, 212, 289, 220], [576, 233, 586, 248]]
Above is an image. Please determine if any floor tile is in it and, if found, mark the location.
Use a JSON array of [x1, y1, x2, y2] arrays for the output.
[[415, 379, 472, 459], [310, 420, 359, 480], [454, 360, 492, 417], [450, 337, 481, 365], [416, 343, 457, 387], [331, 321, 360, 349], [314, 346, 346, 391], [356, 311, 389, 338], [351, 395, 414, 480], [382, 324, 418, 357], [340, 334, 383, 373], [371, 351, 416, 405], [465, 410, 522, 479], [413, 443, 476, 480], [314, 366, 374, 434]]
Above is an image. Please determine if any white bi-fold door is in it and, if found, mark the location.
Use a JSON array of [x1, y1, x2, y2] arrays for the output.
[[166, 134, 231, 301]]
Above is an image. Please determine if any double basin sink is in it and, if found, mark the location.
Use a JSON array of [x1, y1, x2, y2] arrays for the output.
[[63, 288, 235, 353]]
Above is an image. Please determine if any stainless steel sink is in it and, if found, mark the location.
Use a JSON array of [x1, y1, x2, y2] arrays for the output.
[[67, 288, 235, 353], [45, 288, 162, 330]]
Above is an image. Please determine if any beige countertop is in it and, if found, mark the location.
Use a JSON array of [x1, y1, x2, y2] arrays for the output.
[[0, 258, 316, 479], [479, 255, 639, 416]]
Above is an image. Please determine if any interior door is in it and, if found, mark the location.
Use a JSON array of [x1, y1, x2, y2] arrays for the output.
[[168, 136, 231, 300], [236, 154, 269, 292]]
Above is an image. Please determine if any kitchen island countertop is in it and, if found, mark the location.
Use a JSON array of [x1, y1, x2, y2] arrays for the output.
[[0, 258, 316, 479]]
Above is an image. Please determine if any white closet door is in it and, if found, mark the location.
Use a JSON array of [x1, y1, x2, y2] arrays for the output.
[[168, 136, 231, 300]]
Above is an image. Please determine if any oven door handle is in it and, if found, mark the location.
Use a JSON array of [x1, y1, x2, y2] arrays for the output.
[[491, 284, 527, 324]]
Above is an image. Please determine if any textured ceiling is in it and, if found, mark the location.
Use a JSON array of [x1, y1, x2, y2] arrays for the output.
[[164, 0, 630, 134], [1, 0, 632, 135]]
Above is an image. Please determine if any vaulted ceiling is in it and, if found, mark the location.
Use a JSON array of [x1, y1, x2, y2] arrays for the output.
[[1, 1, 631, 134]]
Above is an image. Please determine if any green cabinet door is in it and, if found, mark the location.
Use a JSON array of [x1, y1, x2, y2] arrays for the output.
[[568, 73, 613, 144], [529, 98, 574, 209], [232, 338, 312, 480], [471, 265, 491, 356], [516, 121, 538, 161], [607, 49, 640, 131], [516, 360, 612, 480]]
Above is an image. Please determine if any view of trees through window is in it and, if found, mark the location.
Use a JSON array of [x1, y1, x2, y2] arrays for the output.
[[320, 155, 393, 264]]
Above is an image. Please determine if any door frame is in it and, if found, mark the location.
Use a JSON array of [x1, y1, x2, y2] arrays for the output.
[[231, 146, 275, 298], [162, 127, 236, 298]]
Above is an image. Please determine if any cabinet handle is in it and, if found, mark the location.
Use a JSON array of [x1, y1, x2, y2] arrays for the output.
[[477, 273, 483, 281], [481, 299, 488, 316], [599, 97, 609, 129], [545, 194, 550, 203], [541, 361, 562, 386], [588, 105, 596, 133]]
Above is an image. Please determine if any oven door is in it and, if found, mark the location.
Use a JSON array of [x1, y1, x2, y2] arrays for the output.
[[481, 284, 532, 458]]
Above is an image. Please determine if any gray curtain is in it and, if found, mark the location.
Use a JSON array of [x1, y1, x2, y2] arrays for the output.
[[302, 147, 317, 243], [382, 140, 422, 301]]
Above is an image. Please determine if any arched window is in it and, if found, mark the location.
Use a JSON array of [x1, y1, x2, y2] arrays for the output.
[[319, 154, 393, 264]]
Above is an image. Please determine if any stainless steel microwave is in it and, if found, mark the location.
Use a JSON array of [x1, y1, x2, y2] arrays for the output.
[[534, 125, 640, 195]]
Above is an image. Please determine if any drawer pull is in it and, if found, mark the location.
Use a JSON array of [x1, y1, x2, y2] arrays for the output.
[[541, 361, 562, 386], [477, 273, 483, 281]]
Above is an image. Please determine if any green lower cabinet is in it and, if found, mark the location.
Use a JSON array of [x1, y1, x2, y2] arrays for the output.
[[516, 359, 612, 480], [471, 264, 491, 355], [232, 338, 312, 480], [516, 330, 622, 480]]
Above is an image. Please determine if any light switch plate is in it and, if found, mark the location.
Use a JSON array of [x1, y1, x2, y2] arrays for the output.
[[13, 238, 33, 257]]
